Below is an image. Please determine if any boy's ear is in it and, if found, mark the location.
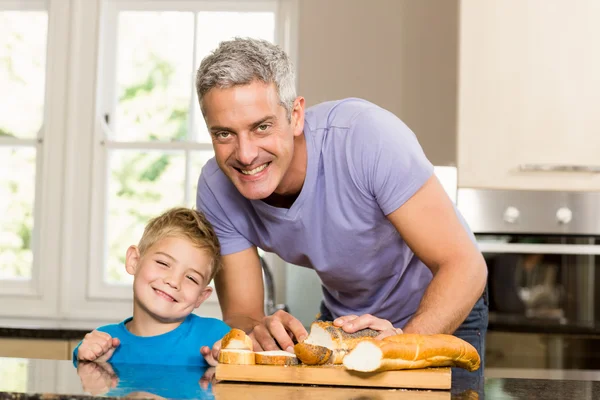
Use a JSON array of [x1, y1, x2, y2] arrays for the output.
[[125, 245, 141, 276], [194, 286, 213, 309]]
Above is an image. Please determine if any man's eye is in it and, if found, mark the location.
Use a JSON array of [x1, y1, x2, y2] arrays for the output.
[[186, 275, 198, 284], [215, 132, 231, 139], [257, 124, 269, 131]]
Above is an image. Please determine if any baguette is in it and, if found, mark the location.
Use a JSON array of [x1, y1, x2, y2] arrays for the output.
[[294, 321, 379, 365], [343, 334, 481, 372], [255, 350, 299, 366], [218, 349, 255, 365], [221, 328, 253, 351]]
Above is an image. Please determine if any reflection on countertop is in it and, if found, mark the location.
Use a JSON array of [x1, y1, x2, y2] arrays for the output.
[[0, 357, 599, 399]]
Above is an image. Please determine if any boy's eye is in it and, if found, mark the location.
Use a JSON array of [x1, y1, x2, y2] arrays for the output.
[[156, 261, 169, 267], [186, 275, 198, 284]]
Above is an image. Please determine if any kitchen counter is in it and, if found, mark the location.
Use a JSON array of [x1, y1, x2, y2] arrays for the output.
[[0, 327, 88, 341], [0, 357, 599, 400]]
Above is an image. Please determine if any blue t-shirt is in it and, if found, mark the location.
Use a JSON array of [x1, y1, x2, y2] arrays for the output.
[[197, 98, 475, 328], [73, 314, 230, 366]]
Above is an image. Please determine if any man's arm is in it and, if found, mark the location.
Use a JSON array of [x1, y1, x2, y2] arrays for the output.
[[214, 246, 266, 332], [387, 174, 487, 335]]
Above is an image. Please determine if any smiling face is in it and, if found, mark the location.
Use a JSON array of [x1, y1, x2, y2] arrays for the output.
[[202, 80, 306, 201], [125, 236, 213, 324]]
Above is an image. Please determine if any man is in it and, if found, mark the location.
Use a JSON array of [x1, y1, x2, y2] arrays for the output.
[[195, 38, 488, 375]]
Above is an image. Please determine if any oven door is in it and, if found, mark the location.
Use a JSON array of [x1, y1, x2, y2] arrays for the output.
[[480, 234, 600, 369]]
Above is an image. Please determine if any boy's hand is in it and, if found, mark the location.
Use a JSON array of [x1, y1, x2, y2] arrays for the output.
[[77, 330, 120, 362], [200, 339, 221, 367]]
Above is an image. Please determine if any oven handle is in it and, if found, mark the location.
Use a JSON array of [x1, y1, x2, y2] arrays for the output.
[[478, 242, 600, 255]]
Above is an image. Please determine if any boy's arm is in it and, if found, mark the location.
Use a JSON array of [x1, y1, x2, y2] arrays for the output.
[[74, 330, 121, 363]]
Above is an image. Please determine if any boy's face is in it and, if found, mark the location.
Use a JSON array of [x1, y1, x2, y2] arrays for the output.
[[125, 236, 213, 323]]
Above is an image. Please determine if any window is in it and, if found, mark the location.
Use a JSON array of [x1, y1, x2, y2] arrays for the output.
[[85, 0, 296, 307], [0, 3, 47, 288], [0, 0, 295, 322]]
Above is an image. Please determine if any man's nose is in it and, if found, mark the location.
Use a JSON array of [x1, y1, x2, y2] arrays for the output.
[[236, 134, 259, 166]]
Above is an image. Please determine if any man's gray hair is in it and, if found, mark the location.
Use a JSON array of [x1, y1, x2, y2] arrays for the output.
[[196, 37, 297, 121]]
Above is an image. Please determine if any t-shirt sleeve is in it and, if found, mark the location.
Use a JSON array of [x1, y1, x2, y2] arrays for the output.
[[347, 107, 434, 216], [196, 172, 253, 256]]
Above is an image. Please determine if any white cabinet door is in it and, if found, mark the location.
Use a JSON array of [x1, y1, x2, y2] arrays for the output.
[[458, 0, 600, 191]]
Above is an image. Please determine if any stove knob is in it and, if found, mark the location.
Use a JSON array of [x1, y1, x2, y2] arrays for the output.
[[556, 207, 572, 224], [503, 206, 520, 224]]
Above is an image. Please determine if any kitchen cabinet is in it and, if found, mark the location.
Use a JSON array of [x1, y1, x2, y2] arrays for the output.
[[0, 338, 70, 360], [458, 0, 600, 191]]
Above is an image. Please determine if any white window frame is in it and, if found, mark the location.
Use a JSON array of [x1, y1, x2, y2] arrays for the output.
[[0, 0, 69, 318], [57, 0, 297, 322]]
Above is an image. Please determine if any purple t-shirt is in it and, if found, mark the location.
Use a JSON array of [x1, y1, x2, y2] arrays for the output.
[[197, 98, 437, 327]]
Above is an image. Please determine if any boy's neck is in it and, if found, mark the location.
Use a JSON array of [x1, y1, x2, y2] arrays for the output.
[[126, 310, 187, 337]]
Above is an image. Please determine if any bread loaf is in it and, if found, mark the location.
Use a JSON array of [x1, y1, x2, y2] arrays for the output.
[[255, 350, 299, 366], [343, 334, 481, 372], [221, 328, 253, 351], [294, 321, 379, 365]]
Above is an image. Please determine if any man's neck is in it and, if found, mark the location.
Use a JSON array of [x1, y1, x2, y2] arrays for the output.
[[262, 133, 307, 209]]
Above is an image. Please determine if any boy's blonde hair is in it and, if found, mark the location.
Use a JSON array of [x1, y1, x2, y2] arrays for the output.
[[138, 207, 221, 282]]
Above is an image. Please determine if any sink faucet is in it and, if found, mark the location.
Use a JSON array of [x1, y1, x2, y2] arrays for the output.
[[259, 255, 289, 315]]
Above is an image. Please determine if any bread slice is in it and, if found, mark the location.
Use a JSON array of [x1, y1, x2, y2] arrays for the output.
[[343, 334, 481, 372], [218, 349, 255, 365], [221, 328, 253, 351], [294, 321, 379, 365], [255, 350, 299, 366]]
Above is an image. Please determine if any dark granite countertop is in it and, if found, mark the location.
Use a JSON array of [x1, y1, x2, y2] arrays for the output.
[[0, 357, 599, 399], [0, 327, 88, 341]]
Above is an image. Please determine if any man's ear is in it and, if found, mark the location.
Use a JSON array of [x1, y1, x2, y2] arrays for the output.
[[194, 286, 213, 308], [125, 245, 140, 276], [291, 96, 305, 137]]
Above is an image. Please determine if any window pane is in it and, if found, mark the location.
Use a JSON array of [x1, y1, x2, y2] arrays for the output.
[[0, 147, 35, 280], [0, 359, 28, 392], [115, 12, 194, 142], [0, 11, 47, 139], [106, 150, 185, 284], [194, 11, 276, 143], [189, 150, 217, 208]]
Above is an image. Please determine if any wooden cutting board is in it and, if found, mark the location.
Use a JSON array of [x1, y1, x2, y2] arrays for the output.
[[215, 364, 451, 390], [213, 382, 451, 400]]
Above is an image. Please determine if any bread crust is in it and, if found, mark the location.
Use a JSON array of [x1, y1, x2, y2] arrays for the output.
[[255, 351, 299, 366], [221, 328, 253, 351], [343, 334, 481, 372], [294, 342, 333, 365]]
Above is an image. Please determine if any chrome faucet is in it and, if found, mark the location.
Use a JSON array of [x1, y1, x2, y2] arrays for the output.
[[259, 255, 289, 315]]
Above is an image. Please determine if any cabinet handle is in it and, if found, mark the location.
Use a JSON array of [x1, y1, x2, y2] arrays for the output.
[[518, 164, 600, 174]]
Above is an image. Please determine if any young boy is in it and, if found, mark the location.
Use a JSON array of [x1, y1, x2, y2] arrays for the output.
[[73, 207, 230, 366]]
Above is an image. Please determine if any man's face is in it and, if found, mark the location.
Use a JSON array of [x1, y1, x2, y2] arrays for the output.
[[126, 237, 213, 323], [202, 81, 304, 200]]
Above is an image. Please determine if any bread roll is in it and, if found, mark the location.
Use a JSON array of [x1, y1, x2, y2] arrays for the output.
[[255, 350, 299, 366], [294, 321, 379, 365], [343, 334, 481, 372], [218, 349, 255, 365], [221, 328, 253, 351]]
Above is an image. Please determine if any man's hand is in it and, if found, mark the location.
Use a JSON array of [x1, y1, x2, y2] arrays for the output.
[[333, 314, 402, 339], [77, 330, 120, 362], [77, 361, 118, 395], [200, 339, 221, 367], [250, 310, 308, 353]]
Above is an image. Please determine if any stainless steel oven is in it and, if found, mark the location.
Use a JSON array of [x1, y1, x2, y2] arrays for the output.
[[458, 189, 600, 369]]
